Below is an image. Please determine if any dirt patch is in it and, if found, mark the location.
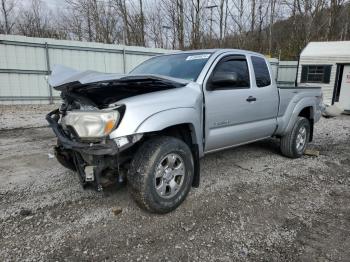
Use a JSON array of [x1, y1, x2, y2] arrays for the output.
[[0, 106, 349, 261]]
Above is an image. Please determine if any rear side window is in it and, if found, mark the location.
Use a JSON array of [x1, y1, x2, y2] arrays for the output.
[[251, 56, 271, 87]]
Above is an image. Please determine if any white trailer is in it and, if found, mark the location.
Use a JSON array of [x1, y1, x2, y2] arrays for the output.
[[298, 41, 350, 112]]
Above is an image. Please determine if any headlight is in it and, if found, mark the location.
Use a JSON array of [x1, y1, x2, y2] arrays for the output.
[[62, 110, 120, 138]]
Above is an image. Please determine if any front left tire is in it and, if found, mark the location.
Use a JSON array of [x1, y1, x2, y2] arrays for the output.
[[127, 136, 194, 214]]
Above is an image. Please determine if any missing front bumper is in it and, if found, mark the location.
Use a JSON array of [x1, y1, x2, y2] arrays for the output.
[[46, 109, 119, 156], [47, 109, 121, 191]]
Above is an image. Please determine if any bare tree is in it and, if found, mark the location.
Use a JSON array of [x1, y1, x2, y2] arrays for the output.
[[92, 0, 119, 44], [219, 0, 227, 45], [61, 8, 85, 41], [115, 0, 130, 44], [17, 0, 54, 37], [268, 0, 279, 55], [189, 0, 204, 49], [296, 0, 327, 42], [147, 10, 164, 47], [139, 0, 145, 46], [65, 0, 96, 41], [327, 0, 345, 40], [0, 0, 16, 34], [177, 0, 185, 49], [227, 0, 251, 48], [2, 0, 350, 60], [251, 0, 256, 32]]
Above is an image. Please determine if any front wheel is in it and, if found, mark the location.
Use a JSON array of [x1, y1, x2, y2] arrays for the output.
[[280, 117, 310, 158], [127, 136, 194, 214]]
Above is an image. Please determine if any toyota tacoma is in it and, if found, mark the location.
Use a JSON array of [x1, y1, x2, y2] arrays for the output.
[[46, 49, 323, 213]]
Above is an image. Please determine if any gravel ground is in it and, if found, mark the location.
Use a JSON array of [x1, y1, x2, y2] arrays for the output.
[[0, 105, 57, 130], [0, 105, 349, 261]]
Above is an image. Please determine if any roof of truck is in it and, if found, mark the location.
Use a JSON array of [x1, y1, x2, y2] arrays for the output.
[[169, 48, 265, 57]]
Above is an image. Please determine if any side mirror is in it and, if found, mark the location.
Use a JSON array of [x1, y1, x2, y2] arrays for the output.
[[209, 72, 239, 89]]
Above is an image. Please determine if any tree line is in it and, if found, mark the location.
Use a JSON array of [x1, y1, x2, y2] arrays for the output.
[[1, 0, 349, 59]]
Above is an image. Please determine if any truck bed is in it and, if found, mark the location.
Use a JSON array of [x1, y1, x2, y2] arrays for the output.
[[277, 86, 322, 117], [273, 85, 323, 137]]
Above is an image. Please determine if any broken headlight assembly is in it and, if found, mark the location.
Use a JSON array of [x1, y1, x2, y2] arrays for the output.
[[114, 134, 144, 149], [62, 110, 120, 139]]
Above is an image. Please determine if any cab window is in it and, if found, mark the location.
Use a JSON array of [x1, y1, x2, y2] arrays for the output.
[[251, 56, 271, 87]]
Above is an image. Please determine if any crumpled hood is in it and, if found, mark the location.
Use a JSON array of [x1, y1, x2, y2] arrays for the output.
[[49, 65, 191, 108]]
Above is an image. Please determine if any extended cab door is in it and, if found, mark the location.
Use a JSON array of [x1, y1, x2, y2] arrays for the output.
[[203, 54, 279, 152]]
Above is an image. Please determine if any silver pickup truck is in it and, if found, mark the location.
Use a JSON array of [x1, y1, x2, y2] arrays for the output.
[[46, 49, 323, 213]]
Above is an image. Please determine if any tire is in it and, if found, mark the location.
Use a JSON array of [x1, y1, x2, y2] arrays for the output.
[[280, 117, 310, 158], [127, 136, 194, 214]]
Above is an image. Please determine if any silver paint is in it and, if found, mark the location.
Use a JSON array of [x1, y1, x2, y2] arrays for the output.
[[50, 49, 323, 158]]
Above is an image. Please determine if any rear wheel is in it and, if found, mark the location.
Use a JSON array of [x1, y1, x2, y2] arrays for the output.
[[280, 117, 310, 158], [127, 136, 194, 214]]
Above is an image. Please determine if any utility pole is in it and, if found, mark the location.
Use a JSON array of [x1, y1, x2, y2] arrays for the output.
[[162, 25, 171, 49], [206, 4, 218, 40]]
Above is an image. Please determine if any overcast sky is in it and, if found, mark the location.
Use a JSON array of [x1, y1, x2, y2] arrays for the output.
[[43, 0, 60, 8]]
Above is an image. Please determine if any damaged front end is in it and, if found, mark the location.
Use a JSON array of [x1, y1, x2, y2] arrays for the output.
[[47, 108, 143, 191], [46, 65, 187, 191]]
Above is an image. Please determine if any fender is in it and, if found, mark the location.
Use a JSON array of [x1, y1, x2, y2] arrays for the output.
[[136, 107, 203, 153], [276, 97, 316, 136], [136, 107, 203, 187]]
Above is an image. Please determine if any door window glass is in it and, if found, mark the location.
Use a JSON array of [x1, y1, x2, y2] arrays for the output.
[[251, 56, 271, 87], [212, 58, 250, 88]]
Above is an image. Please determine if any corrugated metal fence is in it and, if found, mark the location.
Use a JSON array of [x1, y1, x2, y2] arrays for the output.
[[0, 35, 171, 104], [0, 35, 298, 104]]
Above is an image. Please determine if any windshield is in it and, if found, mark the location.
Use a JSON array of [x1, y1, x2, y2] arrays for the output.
[[130, 52, 212, 81]]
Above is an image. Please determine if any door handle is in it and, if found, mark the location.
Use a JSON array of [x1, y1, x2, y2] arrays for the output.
[[246, 96, 257, 102]]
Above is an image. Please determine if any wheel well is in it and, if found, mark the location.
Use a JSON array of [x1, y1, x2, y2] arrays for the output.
[[158, 124, 195, 148], [299, 107, 312, 120], [146, 123, 200, 187], [298, 106, 314, 142]]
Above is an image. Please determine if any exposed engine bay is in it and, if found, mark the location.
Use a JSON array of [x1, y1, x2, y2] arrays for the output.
[[47, 65, 189, 191], [50, 65, 188, 109]]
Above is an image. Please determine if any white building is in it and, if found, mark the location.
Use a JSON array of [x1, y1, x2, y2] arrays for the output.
[[298, 41, 350, 111]]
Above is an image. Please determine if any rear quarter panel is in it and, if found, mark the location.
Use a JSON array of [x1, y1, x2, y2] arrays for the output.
[[275, 87, 322, 135]]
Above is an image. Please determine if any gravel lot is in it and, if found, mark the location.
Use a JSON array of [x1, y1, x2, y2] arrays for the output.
[[1, 105, 349, 261]]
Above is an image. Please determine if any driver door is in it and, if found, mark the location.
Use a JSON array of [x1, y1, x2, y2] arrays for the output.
[[204, 54, 276, 152]]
